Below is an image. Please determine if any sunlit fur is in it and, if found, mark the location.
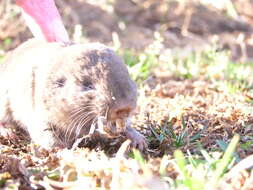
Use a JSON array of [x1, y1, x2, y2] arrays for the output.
[[0, 39, 137, 149]]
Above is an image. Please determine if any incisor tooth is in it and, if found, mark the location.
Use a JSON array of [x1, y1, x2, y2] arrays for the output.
[[97, 116, 108, 134], [116, 119, 126, 131]]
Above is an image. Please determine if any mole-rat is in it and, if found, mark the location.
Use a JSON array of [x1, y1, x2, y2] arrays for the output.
[[0, 39, 146, 150]]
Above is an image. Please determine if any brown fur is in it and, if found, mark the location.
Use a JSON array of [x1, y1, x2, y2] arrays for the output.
[[0, 39, 146, 149]]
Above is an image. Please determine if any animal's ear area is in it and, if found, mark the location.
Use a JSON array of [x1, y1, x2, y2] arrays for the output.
[[85, 51, 101, 66], [53, 77, 66, 88], [75, 54, 95, 69]]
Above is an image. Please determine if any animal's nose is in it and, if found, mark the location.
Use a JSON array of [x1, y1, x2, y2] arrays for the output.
[[108, 103, 135, 120]]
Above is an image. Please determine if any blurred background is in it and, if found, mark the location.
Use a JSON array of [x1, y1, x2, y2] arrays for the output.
[[2, 2, 253, 189], [1, 0, 253, 62]]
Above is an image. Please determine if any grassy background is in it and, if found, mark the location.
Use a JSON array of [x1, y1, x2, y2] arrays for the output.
[[1, 0, 253, 189]]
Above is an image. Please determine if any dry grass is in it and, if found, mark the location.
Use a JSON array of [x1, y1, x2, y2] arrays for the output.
[[1, 0, 253, 189]]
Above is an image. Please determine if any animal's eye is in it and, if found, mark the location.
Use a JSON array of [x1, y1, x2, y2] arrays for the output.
[[82, 80, 94, 91], [54, 77, 66, 88]]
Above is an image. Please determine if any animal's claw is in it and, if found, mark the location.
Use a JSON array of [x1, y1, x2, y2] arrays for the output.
[[125, 126, 147, 151]]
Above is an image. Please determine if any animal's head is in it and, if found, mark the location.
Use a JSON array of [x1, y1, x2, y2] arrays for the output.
[[40, 43, 137, 145]]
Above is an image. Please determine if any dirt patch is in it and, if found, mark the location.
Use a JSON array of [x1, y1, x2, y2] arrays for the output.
[[1, 70, 253, 189], [2, 0, 253, 60], [1, 1, 253, 189]]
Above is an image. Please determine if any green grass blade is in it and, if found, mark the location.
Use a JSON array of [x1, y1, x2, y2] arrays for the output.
[[174, 150, 189, 180], [212, 134, 240, 183]]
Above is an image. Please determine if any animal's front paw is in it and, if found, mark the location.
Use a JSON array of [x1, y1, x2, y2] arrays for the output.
[[125, 126, 147, 151], [29, 129, 62, 150], [0, 122, 19, 142]]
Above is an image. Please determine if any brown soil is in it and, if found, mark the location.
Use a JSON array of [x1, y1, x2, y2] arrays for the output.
[[1, 0, 253, 60], [1, 1, 253, 189]]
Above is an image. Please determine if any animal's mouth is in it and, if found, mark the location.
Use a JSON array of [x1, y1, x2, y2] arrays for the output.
[[91, 116, 127, 138]]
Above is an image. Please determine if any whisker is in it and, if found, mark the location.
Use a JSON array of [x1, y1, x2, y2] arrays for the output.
[[65, 111, 97, 144], [75, 115, 95, 139], [69, 105, 95, 119], [74, 111, 97, 137], [63, 109, 89, 145], [105, 105, 109, 119], [64, 113, 86, 145]]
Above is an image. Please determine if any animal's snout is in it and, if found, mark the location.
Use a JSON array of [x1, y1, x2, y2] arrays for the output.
[[108, 102, 135, 120], [115, 107, 131, 118]]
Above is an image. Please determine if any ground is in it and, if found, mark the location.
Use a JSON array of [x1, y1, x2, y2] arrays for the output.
[[1, 0, 253, 189]]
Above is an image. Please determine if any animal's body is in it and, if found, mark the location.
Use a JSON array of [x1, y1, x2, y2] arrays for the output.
[[0, 39, 146, 149]]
